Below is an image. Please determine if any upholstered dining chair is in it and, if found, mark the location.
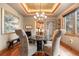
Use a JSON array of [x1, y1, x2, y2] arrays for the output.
[[43, 29, 66, 56], [15, 29, 36, 56]]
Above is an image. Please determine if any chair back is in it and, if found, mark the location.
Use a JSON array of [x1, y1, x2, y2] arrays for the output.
[[15, 29, 29, 56], [52, 29, 65, 56]]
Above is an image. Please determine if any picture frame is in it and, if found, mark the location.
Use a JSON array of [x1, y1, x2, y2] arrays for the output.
[[1, 8, 19, 34], [25, 25, 32, 29]]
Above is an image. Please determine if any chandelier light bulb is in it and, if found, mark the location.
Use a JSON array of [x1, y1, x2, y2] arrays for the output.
[[34, 16, 37, 19], [45, 16, 47, 19], [34, 12, 47, 20], [40, 14, 44, 17]]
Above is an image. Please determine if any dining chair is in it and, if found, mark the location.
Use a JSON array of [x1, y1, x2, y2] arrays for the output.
[[43, 29, 66, 56], [15, 29, 36, 56]]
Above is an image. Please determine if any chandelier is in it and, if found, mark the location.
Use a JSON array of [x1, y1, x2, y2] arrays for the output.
[[33, 3, 47, 20]]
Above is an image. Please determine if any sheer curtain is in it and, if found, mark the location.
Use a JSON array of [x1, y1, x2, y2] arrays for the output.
[[45, 21, 53, 41]]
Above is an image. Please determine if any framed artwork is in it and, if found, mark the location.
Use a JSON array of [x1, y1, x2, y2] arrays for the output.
[[25, 25, 32, 29], [1, 8, 19, 34]]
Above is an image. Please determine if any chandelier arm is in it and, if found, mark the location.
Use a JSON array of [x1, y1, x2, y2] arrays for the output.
[[34, 3, 47, 20]]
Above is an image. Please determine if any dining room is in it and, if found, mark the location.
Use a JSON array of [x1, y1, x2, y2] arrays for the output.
[[0, 3, 79, 56]]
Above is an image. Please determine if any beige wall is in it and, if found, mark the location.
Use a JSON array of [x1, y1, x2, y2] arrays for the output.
[[0, 4, 23, 51], [61, 35, 79, 52], [58, 3, 79, 52], [23, 16, 35, 31]]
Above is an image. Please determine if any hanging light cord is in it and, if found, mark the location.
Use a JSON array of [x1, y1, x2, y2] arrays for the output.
[[40, 3, 41, 14]]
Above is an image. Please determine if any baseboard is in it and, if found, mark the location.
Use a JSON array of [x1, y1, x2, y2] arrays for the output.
[[61, 41, 79, 56]]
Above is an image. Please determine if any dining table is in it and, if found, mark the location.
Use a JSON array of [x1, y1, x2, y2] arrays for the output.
[[31, 35, 46, 51]]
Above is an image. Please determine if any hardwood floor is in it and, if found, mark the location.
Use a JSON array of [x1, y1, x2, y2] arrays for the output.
[[0, 43, 79, 56], [61, 41, 79, 56], [0, 44, 20, 56]]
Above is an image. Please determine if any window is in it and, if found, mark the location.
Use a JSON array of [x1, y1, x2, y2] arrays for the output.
[[76, 9, 79, 33], [64, 12, 75, 34], [64, 8, 79, 34]]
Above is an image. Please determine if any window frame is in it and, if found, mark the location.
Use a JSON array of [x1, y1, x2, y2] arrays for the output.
[[64, 11, 75, 35], [75, 9, 79, 35]]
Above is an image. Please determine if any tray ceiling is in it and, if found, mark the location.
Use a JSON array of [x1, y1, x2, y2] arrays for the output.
[[8, 3, 73, 16], [20, 3, 60, 15]]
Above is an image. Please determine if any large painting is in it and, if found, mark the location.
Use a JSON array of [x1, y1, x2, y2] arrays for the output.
[[2, 8, 19, 34]]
